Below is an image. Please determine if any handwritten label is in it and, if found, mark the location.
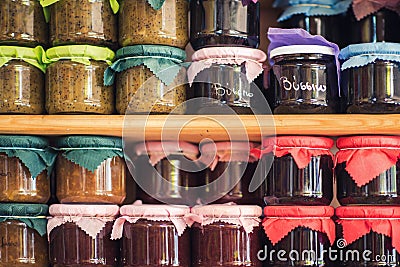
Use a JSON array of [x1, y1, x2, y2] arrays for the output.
[[213, 83, 254, 98], [280, 76, 326, 92], [0, 172, 11, 177], [0, 237, 17, 248]]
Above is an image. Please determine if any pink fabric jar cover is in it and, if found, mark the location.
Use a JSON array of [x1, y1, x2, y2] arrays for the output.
[[352, 0, 400, 20]]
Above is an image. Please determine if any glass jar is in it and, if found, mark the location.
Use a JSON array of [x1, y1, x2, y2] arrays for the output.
[[271, 45, 340, 114], [191, 205, 262, 267], [199, 142, 263, 205], [187, 47, 266, 114], [336, 136, 400, 205], [55, 136, 126, 204], [340, 43, 400, 113], [41, 0, 118, 48], [0, 204, 49, 267], [263, 206, 335, 267], [0, 46, 46, 114], [263, 136, 334, 206], [49, 204, 120, 267], [190, 0, 260, 50], [336, 206, 400, 267], [105, 45, 187, 115], [112, 204, 191, 267], [45, 45, 115, 114], [0, 0, 48, 47], [119, 0, 188, 49]]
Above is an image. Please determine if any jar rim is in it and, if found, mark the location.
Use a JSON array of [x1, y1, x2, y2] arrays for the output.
[[264, 206, 334, 217], [270, 45, 335, 59], [49, 204, 119, 217], [191, 204, 262, 218], [120, 204, 190, 217], [336, 206, 400, 219], [337, 136, 400, 149]]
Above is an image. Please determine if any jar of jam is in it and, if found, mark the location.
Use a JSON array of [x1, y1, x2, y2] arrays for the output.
[[190, 0, 260, 50], [340, 43, 400, 113], [45, 45, 115, 114], [199, 142, 263, 205], [262, 136, 334, 206], [263, 206, 335, 267], [0, 0, 48, 47], [134, 141, 201, 206], [48, 204, 120, 267], [111, 203, 191, 267], [0, 46, 46, 114], [336, 136, 400, 205], [119, 0, 188, 49], [336, 206, 400, 267], [187, 47, 266, 114], [191, 204, 262, 267], [55, 136, 126, 204], [105, 45, 187, 115], [0, 135, 56, 203], [270, 45, 340, 114], [40, 0, 118, 48]]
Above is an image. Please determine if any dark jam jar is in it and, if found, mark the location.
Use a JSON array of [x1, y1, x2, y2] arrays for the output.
[[190, 0, 260, 50], [263, 136, 334, 205], [112, 204, 191, 267], [263, 206, 335, 267], [134, 141, 201, 206], [191, 205, 262, 267], [340, 43, 400, 113], [335, 206, 400, 267], [336, 136, 400, 205], [271, 45, 340, 114], [48, 204, 120, 267]]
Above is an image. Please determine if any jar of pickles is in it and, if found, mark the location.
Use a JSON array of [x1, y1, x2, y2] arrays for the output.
[[0, 203, 49, 267], [111, 203, 191, 267], [55, 136, 126, 204], [190, 204, 262, 267], [0, 46, 46, 114], [105, 45, 187, 115], [336, 136, 400, 205], [40, 0, 118, 48], [46, 45, 115, 114], [0, 135, 56, 203], [119, 0, 188, 48], [48, 204, 120, 267], [190, 0, 260, 50]]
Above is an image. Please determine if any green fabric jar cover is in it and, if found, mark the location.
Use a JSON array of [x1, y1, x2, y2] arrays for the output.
[[46, 45, 115, 66], [0, 46, 47, 73], [146, 0, 189, 10]]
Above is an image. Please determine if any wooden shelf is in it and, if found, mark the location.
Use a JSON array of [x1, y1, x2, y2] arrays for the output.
[[1, 114, 400, 141]]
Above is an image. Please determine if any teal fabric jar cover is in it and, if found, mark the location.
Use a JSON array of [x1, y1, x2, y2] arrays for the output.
[[145, 0, 189, 10], [56, 136, 124, 173], [274, 0, 352, 22], [104, 45, 187, 87], [0, 135, 56, 179], [0, 203, 48, 236], [339, 42, 400, 71]]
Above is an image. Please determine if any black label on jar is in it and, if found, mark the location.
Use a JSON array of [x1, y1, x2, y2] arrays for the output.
[[0, 237, 18, 248]]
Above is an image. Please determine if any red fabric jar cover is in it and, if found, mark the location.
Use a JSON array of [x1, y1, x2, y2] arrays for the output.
[[352, 0, 400, 20], [336, 206, 400, 253], [252, 136, 334, 169], [263, 206, 335, 246], [336, 136, 400, 187]]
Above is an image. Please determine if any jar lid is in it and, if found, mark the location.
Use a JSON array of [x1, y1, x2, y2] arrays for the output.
[[264, 206, 334, 217], [56, 136, 122, 149], [120, 204, 190, 217], [353, 0, 400, 20], [200, 141, 258, 153], [0, 46, 47, 73], [46, 45, 115, 65], [337, 135, 400, 149], [40, 0, 119, 14], [263, 136, 334, 149], [0, 203, 48, 217], [49, 204, 119, 217], [191, 47, 267, 62], [135, 141, 198, 156], [115, 45, 186, 62], [270, 45, 335, 59], [191, 204, 262, 218], [336, 206, 400, 219], [0, 135, 49, 148]]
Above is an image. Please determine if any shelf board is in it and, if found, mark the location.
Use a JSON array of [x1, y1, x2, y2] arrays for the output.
[[0, 114, 399, 141]]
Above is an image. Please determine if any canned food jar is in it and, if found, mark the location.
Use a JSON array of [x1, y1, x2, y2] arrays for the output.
[[270, 45, 340, 114], [263, 206, 335, 267], [119, 0, 188, 48], [190, 0, 260, 50], [191, 205, 262, 267], [336, 206, 400, 267], [336, 136, 400, 205], [199, 142, 263, 205], [40, 0, 118, 48], [340, 43, 400, 113], [187, 47, 266, 114], [111, 203, 191, 267], [134, 141, 200, 206], [48, 204, 120, 267], [105, 45, 187, 115], [0, 46, 46, 114], [46, 45, 115, 114], [263, 136, 334, 205], [0, 204, 49, 267], [55, 136, 126, 204], [0, 135, 56, 203]]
